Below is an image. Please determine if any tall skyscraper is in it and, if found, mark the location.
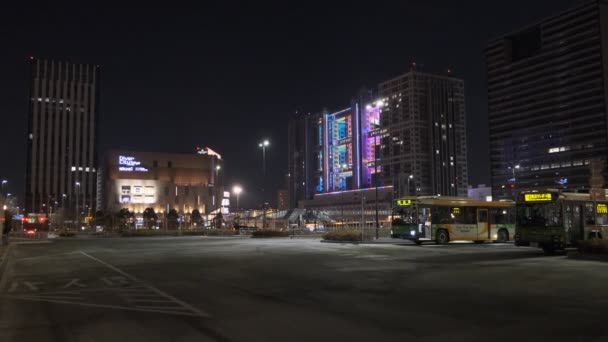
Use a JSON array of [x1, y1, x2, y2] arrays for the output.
[[486, 0, 608, 199], [25, 58, 100, 215], [287, 111, 315, 208], [377, 69, 468, 197]]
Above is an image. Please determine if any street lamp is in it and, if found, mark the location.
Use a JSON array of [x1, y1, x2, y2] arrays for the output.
[[232, 185, 242, 213], [258, 139, 270, 176], [1, 180, 7, 196], [75, 182, 81, 229], [407, 174, 414, 196]]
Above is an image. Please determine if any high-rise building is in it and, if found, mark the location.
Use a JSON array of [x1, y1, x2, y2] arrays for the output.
[[377, 69, 468, 197], [486, 0, 608, 199], [287, 111, 315, 208], [25, 58, 100, 215]]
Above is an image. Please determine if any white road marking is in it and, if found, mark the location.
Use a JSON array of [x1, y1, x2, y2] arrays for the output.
[[100, 276, 129, 286], [63, 279, 87, 289], [3, 296, 206, 317], [78, 251, 209, 318]]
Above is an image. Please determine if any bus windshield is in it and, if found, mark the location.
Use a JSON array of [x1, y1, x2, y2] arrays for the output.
[[393, 206, 417, 224], [516, 202, 562, 227]]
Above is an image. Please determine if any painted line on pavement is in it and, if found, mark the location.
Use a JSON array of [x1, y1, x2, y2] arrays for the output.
[[4, 296, 207, 317], [78, 251, 210, 318]]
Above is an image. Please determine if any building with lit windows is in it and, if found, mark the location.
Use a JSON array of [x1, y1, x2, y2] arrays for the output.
[[99, 149, 224, 224], [25, 58, 100, 215], [486, 0, 608, 199], [377, 69, 468, 197]]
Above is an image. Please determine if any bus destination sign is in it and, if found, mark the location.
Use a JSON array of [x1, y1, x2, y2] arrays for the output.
[[597, 203, 608, 214], [397, 199, 412, 206], [524, 193, 553, 202]]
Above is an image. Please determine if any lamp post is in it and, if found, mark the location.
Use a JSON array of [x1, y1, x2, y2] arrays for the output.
[[1, 180, 7, 197], [258, 139, 270, 176], [233, 185, 242, 213], [407, 174, 414, 196], [508, 164, 520, 198], [75, 182, 81, 229], [215, 165, 221, 211]]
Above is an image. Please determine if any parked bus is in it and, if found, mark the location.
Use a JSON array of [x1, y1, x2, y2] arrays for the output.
[[391, 196, 515, 244], [514, 190, 608, 254]]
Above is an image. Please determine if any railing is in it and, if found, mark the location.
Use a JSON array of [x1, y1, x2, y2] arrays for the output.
[[9, 231, 49, 240]]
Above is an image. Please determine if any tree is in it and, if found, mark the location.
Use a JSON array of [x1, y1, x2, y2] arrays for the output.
[[166, 209, 179, 229], [116, 208, 134, 231], [92, 210, 109, 228], [143, 208, 158, 229], [191, 209, 202, 227]]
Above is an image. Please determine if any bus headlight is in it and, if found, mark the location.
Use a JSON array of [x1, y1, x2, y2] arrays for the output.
[[410, 231, 416, 236]]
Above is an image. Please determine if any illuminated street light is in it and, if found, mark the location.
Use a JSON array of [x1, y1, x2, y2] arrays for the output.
[[75, 182, 81, 228], [259, 139, 270, 176], [232, 185, 243, 212], [408, 174, 414, 196]]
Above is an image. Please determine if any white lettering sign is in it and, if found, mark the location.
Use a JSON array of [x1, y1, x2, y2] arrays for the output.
[[118, 156, 148, 172]]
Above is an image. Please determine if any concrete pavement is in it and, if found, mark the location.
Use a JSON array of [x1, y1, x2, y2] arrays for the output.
[[1, 237, 607, 341]]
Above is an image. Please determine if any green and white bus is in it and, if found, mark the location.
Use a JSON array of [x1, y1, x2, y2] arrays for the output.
[[515, 190, 608, 254], [391, 196, 515, 244]]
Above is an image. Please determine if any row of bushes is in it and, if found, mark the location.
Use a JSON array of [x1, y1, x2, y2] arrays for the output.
[[578, 239, 608, 255], [251, 230, 289, 238], [322, 230, 362, 242]]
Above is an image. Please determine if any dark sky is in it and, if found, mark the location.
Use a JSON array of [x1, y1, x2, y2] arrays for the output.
[[0, 1, 576, 208]]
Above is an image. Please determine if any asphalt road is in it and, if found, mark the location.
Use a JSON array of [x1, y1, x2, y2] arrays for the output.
[[0, 237, 607, 342]]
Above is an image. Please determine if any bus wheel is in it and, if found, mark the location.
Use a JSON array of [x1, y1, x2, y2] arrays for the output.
[[497, 229, 508, 243], [414, 240, 422, 245], [473, 240, 484, 244], [436, 230, 450, 244]]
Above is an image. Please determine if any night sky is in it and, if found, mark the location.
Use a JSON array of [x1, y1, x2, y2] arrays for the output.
[[1, 1, 575, 208]]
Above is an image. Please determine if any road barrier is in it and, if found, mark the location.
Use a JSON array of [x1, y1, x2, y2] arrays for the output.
[[10, 231, 48, 240]]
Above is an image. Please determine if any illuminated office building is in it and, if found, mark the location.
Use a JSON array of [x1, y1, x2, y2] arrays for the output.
[[486, 0, 608, 198], [25, 58, 100, 214]]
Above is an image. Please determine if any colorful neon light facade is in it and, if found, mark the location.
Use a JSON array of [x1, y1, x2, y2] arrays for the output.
[[313, 101, 382, 194]]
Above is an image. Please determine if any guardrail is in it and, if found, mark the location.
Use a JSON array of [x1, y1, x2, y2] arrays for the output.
[[9, 231, 48, 240]]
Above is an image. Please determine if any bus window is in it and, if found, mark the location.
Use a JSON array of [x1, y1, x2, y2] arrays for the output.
[[433, 207, 449, 224], [464, 207, 477, 224], [393, 207, 416, 224], [596, 203, 608, 225], [517, 203, 562, 227], [492, 208, 511, 224], [584, 203, 595, 225], [450, 207, 463, 224]]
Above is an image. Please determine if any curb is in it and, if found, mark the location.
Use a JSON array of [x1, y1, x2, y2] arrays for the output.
[[567, 251, 608, 262], [320, 240, 361, 244]]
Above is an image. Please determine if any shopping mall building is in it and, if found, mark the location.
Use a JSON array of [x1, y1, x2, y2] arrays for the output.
[[98, 148, 226, 221]]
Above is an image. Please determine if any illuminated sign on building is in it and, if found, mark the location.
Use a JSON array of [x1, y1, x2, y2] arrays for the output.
[[118, 155, 148, 172], [597, 203, 607, 214], [524, 193, 554, 202], [197, 147, 222, 160]]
